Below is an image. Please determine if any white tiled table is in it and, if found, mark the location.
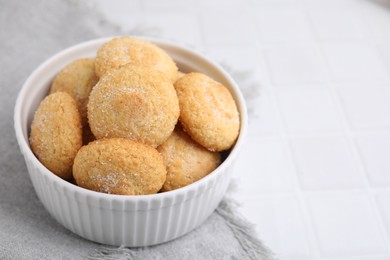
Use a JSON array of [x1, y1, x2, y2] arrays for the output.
[[94, 0, 390, 258]]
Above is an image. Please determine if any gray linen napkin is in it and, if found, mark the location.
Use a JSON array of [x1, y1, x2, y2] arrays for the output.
[[0, 0, 275, 259]]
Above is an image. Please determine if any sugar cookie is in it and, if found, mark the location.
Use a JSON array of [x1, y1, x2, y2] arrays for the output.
[[29, 92, 82, 180], [73, 138, 166, 195], [88, 65, 179, 148], [95, 36, 178, 82], [174, 72, 240, 152], [157, 126, 221, 191], [49, 58, 98, 125]]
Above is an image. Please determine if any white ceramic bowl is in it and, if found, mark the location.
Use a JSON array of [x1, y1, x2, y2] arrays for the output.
[[14, 37, 247, 247]]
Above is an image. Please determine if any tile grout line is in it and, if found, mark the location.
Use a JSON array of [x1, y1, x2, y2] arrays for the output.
[[262, 61, 322, 259], [303, 1, 390, 253], [252, 5, 322, 258], [248, 2, 319, 260], [298, 10, 369, 260], [259, 2, 357, 257], [348, 4, 390, 250]]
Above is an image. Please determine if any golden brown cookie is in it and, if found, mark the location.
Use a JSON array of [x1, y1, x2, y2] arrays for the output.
[[95, 36, 178, 82], [88, 64, 180, 148], [73, 138, 166, 195], [49, 58, 98, 125], [29, 92, 82, 180], [174, 72, 240, 152], [157, 126, 221, 192], [174, 71, 186, 83]]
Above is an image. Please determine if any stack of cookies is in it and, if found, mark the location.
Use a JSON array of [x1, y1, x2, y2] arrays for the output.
[[29, 37, 240, 195]]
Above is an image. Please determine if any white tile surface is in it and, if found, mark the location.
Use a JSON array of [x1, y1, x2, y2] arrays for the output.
[[252, 0, 302, 6], [304, 0, 359, 8], [199, 10, 256, 46], [307, 192, 388, 257], [290, 137, 364, 190], [337, 85, 390, 130], [95, 0, 390, 258], [308, 10, 363, 40], [378, 44, 390, 74], [256, 9, 313, 42], [277, 88, 342, 134], [140, 0, 191, 10], [375, 190, 390, 238], [94, 0, 140, 14], [204, 45, 260, 72], [197, 0, 243, 8], [263, 45, 324, 86], [239, 196, 313, 260], [322, 43, 389, 83], [235, 137, 293, 195], [140, 12, 202, 46], [356, 134, 390, 187], [248, 91, 280, 136], [359, 2, 390, 41]]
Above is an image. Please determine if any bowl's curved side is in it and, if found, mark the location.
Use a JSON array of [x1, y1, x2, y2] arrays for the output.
[[14, 37, 247, 247], [24, 154, 234, 246]]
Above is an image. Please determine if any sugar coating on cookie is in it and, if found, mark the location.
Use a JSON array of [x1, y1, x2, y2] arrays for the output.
[[50, 58, 98, 125], [95, 36, 178, 82], [88, 65, 180, 148], [157, 126, 221, 192], [29, 92, 82, 180], [174, 71, 186, 83], [73, 138, 166, 195], [174, 72, 240, 152]]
